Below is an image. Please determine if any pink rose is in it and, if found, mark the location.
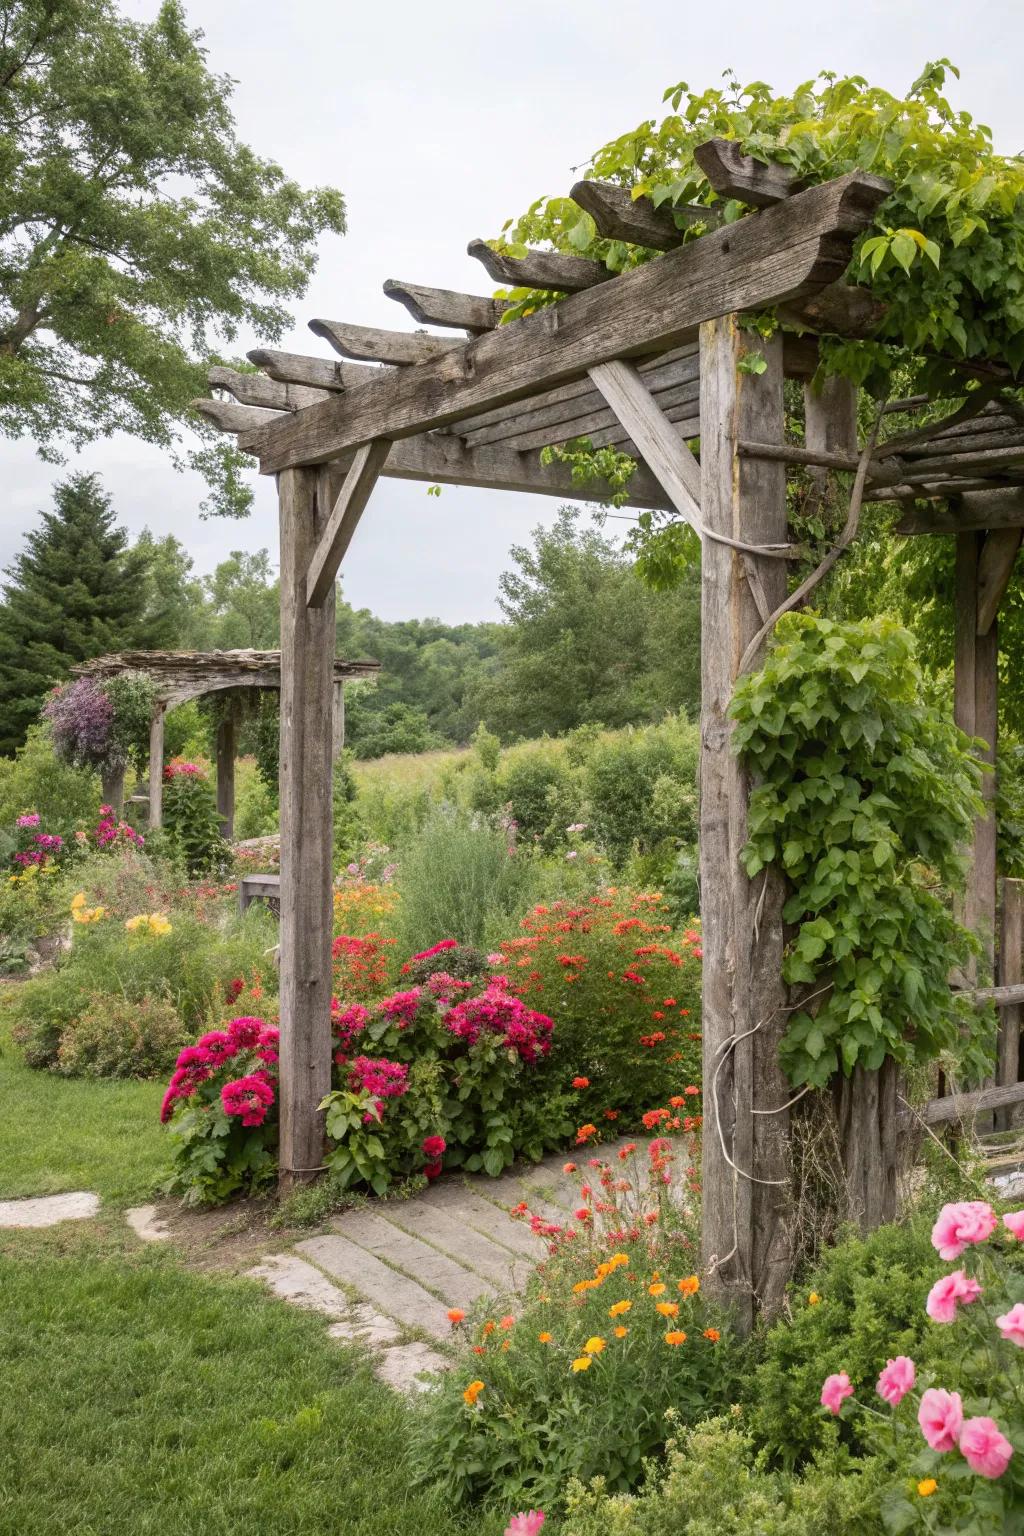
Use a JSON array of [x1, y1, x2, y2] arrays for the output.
[[959, 1416, 1014, 1479], [996, 1302, 1024, 1347], [820, 1372, 854, 1415], [1004, 1210, 1024, 1241], [877, 1355, 916, 1406], [918, 1388, 964, 1452], [926, 1269, 982, 1323], [931, 1201, 998, 1260]]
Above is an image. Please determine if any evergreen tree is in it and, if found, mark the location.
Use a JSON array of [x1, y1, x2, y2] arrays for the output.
[[0, 473, 156, 753]]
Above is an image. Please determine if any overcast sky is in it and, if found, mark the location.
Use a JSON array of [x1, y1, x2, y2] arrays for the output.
[[3, 0, 1023, 622]]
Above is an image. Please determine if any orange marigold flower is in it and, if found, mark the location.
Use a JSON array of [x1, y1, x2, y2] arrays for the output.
[[576, 1123, 598, 1144], [572, 1076, 590, 1089], [538, 1332, 553, 1344], [603, 1109, 619, 1120], [648, 1282, 667, 1296], [447, 1309, 465, 1325], [669, 1095, 685, 1108], [664, 1330, 687, 1346], [608, 1300, 632, 1317], [703, 1328, 721, 1342], [463, 1379, 485, 1405], [656, 1301, 680, 1318], [614, 1325, 629, 1338], [499, 1315, 515, 1330], [678, 1275, 701, 1297], [583, 1336, 606, 1355]]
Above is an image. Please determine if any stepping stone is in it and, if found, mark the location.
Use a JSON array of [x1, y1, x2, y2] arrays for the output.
[[383, 1200, 532, 1290], [332, 1208, 495, 1312], [297, 1233, 453, 1340], [427, 1184, 547, 1259], [247, 1253, 352, 1319], [327, 1305, 401, 1348], [374, 1340, 449, 1394], [0, 1192, 99, 1228], [125, 1204, 169, 1242]]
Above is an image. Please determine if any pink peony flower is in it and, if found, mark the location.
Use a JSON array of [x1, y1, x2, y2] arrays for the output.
[[931, 1200, 998, 1260], [1004, 1210, 1024, 1241], [504, 1515, 545, 1536], [820, 1372, 853, 1415], [918, 1388, 963, 1452], [926, 1269, 982, 1323], [877, 1355, 916, 1406], [996, 1302, 1024, 1347], [959, 1416, 1014, 1479]]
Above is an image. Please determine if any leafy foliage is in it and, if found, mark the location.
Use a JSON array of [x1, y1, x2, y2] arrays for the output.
[[161, 762, 228, 877], [731, 614, 986, 1089]]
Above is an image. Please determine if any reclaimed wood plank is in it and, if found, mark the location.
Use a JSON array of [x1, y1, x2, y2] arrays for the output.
[[977, 527, 1023, 635], [309, 318, 464, 365], [383, 278, 507, 332], [694, 138, 797, 206], [305, 439, 392, 608], [996, 880, 1024, 1131], [906, 1079, 1024, 1129], [251, 171, 890, 474], [467, 237, 611, 292]]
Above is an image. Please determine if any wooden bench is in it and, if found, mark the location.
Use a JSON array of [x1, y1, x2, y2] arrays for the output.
[[239, 873, 281, 918]]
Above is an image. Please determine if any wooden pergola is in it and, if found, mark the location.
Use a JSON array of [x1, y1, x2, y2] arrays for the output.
[[194, 139, 1024, 1325], [73, 649, 379, 834]]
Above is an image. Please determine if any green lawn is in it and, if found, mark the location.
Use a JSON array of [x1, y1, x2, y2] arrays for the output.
[[0, 1010, 166, 1203], [0, 1239, 486, 1536]]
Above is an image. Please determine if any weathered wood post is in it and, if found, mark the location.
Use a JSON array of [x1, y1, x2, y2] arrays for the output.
[[954, 530, 999, 970], [100, 763, 125, 815], [996, 879, 1024, 1130], [277, 465, 337, 1194], [148, 704, 165, 829], [699, 316, 791, 1329], [216, 714, 236, 839], [332, 680, 345, 761]]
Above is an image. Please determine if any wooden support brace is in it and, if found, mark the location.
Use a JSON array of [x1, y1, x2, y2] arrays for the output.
[[310, 318, 464, 365], [977, 527, 1023, 636], [587, 359, 702, 535], [305, 439, 392, 607], [996, 880, 1024, 1131]]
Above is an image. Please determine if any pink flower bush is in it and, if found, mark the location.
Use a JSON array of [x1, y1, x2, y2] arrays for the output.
[[821, 1372, 854, 1415], [876, 1356, 915, 1406], [15, 812, 40, 828], [445, 978, 553, 1063], [926, 1268, 982, 1323], [221, 1072, 275, 1127], [959, 1416, 1014, 1479], [348, 1055, 409, 1099], [160, 1017, 280, 1123], [918, 1387, 964, 1452], [504, 1515, 545, 1536], [931, 1200, 999, 1260], [996, 1303, 1024, 1347]]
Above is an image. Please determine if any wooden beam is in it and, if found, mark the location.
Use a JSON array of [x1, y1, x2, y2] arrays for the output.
[[780, 281, 887, 340], [383, 278, 507, 333], [277, 466, 337, 1194], [694, 138, 797, 207], [467, 237, 612, 293], [896, 490, 1024, 534], [306, 439, 392, 607], [955, 531, 998, 969], [494, 381, 700, 457], [209, 366, 328, 411], [248, 348, 376, 391], [996, 880, 1024, 1131], [309, 318, 464, 365], [903, 1079, 1024, 1129], [961, 982, 1024, 1007], [570, 179, 700, 249], [216, 715, 236, 839], [699, 318, 791, 1328], [977, 527, 1023, 635], [588, 359, 702, 535], [148, 706, 165, 830], [251, 171, 890, 474], [192, 399, 282, 433]]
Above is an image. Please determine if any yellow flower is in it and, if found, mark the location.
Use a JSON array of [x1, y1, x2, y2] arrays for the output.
[[614, 1326, 628, 1339], [462, 1379, 485, 1405], [677, 1275, 700, 1297], [70, 892, 87, 911], [664, 1330, 688, 1346], [538, 1332, 553, 1344], [608, 1253, 630, 1269], [917, 1479, 937, 1498], [808, 1292, 821, 1306], [656, 1301, 680, 1318], [571, 1356, 592, 1373], [608, 1300, 632, 1318], [648, 1282, 667, 1297], [583, 1336, 606, 1355], [573, 1278, 601, 1294]]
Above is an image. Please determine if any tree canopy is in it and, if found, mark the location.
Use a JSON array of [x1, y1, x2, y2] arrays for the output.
[[0, 0, 345, 516]]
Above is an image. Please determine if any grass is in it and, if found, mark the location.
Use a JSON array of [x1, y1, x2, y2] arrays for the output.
[[0, 1236, 488, 1536], [0, 1005, 166, 1204]]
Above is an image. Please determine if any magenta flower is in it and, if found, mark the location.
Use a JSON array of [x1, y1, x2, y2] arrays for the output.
[[1004, 1210, 1024, 1241], [422, 1135, 447, 1160], [995, 1302, 1024, 1347], [959, 1416, 1014, 1478], [918, 1388, 964, 1452], [15, 812, 40, 828], [504, 1514, 545, 1536], [931, 1200, 998, 1260], [926, 1269, 982, 1323], [221, 1072, 275, 1127], [820, 1372, 853, 1415], [876, 1356, 916, 1406]]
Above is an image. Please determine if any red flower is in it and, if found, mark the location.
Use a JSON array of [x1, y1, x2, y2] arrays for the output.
[[422, 1134, 447, 1160], [424, 1161, 443, 1180], [572, 1076, 590, 1089]]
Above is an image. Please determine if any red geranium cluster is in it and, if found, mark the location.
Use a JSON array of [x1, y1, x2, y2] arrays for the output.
[[444, 977, 553, 1064], [402, 938, 459, 971], [348, 1054, 409, 1099], [160, 1015, 279, 1124], [94, 804, 144, 850], [332, 931, 393, 999]]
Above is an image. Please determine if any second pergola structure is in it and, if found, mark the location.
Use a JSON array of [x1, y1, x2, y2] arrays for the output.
[[196, 139, 1024, 1325]]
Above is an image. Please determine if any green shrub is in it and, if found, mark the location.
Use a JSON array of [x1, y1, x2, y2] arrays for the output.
[[56, 992, 187, 1079], [394, 806, 541, 956], [162, 763, 229, 877], [498, 746, 573, 846], [0, 727, 100, 835], [333, 753, 363, 862], [233, 756, 278, 840], [585, 719, 697, 866]]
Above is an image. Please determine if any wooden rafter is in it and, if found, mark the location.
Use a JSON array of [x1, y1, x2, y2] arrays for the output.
[[694, 137, 797, 206], [209, 366, 328, 411], [383, 278, 507, 332], [250, 171, 890, 474], [569, 179, 699, 248], [247, 348, 375, 391], [309, 318, 464, 365], [466, 238, 612, 293]]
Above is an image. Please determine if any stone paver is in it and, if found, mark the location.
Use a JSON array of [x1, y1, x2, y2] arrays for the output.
[[248, 1253, 353, 1319], [383, 1200, 532, 1290], [332, 1207, 496, 1311], [427, 1183, 548, 1258], [297, 1232, 454, 1340], [125, 1204, 170, 1242], [374, 1340, 448, 1393], [0, 1191, 99, 1227], [327, 1305, 401, 1348]]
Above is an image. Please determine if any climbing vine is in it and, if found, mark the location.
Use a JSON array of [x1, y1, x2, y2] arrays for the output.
[[730, 613, 990, 1090]]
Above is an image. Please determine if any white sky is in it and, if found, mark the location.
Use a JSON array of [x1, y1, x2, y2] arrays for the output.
[[2, 0, 1023, 621]]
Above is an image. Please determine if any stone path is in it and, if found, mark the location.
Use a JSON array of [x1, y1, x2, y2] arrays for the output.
[[0, 1191, 99, 1227], [247, 1148, 586, 1393]]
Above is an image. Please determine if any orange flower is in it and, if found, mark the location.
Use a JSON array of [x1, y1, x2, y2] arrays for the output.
[[501, 1339, 510, 1351], [483, 1321, 496, 1335], [808, 1292, 821, 1306], [584, 1336, 607, 1355], [576, 1123, 598, 1144], [677, 1275, 700, 1297], [463, 1379, 485, 1405], [447, 1309, 465, 1325], [614, 1325, 629, 1338], [703, 1328, 720, 1342], [664, 1330, 687, 1346], [648, 1282, 667, 1296], [656, 1301, 680, 1318], [499, 1315, 515, 1330], [571, 1355, 592, 1373], [563, 1162, 577, 1174], [608, 1300, 632, 1318], [572, 1076, 590, 1089], [538, 1332, 553, 1344]]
